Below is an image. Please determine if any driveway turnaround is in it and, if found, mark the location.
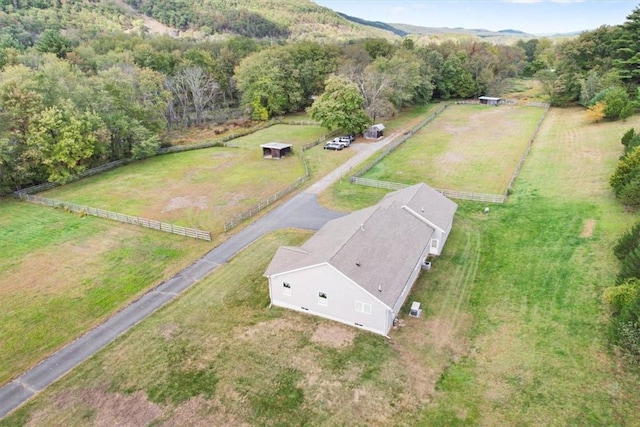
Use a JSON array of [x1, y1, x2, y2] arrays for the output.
[[0, 134, 398, 418]]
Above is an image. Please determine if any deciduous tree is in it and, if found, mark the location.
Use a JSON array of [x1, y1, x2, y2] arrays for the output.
[[307, 75, 370, 135]]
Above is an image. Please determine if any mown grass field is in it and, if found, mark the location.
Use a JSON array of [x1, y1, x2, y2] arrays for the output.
[[0, 104, 433, 397], [0, 122, 355, 390], [42, 124, 348, 234], [4, 107, 640, 425], [0, 200, 204, 386], [363, 104, 547, 194]]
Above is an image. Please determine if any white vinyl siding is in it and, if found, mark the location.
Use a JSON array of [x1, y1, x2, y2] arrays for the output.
[[282, 282, 291, 296], [318, 291, 328, 306], [355, 301, 372, 315]]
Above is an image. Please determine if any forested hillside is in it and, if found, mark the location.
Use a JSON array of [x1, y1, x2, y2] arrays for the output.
[[123, 0, 395, 40], [1, 1, 640, 197]]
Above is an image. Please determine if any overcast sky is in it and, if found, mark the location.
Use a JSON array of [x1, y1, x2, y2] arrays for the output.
[[312, 0, 638, 35]]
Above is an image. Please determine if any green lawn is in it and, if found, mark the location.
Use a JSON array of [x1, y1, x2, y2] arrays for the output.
[[363, 104, 547, 194], [0, 122, 350, 390], [4, 108, 640, 425], [0, 199, 204, 386], [42, 125, 332, 233]]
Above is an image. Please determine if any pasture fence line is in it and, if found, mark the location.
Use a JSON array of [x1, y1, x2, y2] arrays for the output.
[[454, 98, 518, 106], [14, 192, 212, 241], [351, 177, 506, 203], [505, 103, 551, 195], [223, 129, 340, 233], [18, 118, 325, 195], [17, 160, 128, 195], [352, 103, 449, 179], [526, 102, 551, 108], [223, 177, 306, 232]]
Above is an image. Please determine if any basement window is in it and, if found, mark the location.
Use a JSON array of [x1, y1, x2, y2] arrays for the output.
[[318, 291, 328, 306], [355, 301, 372, 315], [282, 282, 291, 296]]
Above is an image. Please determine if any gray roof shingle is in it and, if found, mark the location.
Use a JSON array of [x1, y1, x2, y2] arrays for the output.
[[265, 183, 457, 308]]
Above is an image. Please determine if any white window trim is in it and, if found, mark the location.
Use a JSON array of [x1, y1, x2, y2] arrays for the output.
[[431, 239, 439, 250], [318, 291, 328, 306], [282, 281, 291, 296], [355, 301, 372, 315]]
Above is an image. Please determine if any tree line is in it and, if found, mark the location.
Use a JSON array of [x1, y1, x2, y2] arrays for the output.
[[606, 130, 640, 362], [3, 3, 640, 195], [0, 27, 529, 193]]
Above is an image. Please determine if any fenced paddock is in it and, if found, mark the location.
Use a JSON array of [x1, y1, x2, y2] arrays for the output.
[[15, 192, 212, 241], [350, 177, 507, 203], [358, 103, 548, 196], [26, 123, 346, 237]]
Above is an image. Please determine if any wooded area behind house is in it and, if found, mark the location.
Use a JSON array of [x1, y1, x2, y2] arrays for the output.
[[1, 0, 639, 193]]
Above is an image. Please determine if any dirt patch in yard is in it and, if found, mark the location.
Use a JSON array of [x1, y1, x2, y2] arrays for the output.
[[424, 316, 471, 358], [162, 196, 209, 213], [0, 226, 137, 297], [46, 386, 161, 427], [160, 396, 250, 427], [580, 219, 596, 238], [237, 317, 305, 340], [310, 324, 356, 348]]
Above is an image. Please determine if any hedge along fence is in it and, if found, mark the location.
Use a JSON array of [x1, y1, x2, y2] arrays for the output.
[[351, 177, 507, 203], [223, 129, 340, 233], [14, 192, 212, 241]]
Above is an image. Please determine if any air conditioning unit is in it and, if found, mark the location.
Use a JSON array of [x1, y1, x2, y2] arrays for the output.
[[409, 301, 421, 317], [421, 261, 431, 271]]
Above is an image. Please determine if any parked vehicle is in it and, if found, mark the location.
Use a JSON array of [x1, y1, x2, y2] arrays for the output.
[[336, 136, 352, 146], [338, 134, 354, 143], [326, 137, 349, 148], [323, 142, 344, 150]]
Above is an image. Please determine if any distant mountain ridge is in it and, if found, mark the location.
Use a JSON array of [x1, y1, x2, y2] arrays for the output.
[[389, 23, 536, 39], [336, 12, 407, 37]]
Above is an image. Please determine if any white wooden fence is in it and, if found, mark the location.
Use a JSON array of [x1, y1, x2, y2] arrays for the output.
[[350, 177, 507, 203], [15, 192, 212, 241], [223, 177, 306, 232]]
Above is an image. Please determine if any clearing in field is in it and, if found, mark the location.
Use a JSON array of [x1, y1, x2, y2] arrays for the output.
[[363, 104, 547, 194], [41, 124, 350, 233], [0, 200, 204, 386]]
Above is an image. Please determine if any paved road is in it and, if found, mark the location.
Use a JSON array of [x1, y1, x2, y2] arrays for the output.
[[0, 134, 398, 419]]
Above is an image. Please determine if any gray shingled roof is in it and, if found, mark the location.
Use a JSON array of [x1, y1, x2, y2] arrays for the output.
[[264, 183, 457, 308], [260, 142, 292, 149], [381, 184, 458, 232]]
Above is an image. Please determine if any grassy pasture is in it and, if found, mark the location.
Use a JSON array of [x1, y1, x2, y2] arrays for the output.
[[42, 124, 346, 234], [0, 123, 351, 388], [363, 104, 547, 194], [0, 199, 204, 386], [5, 108, 640, 425]]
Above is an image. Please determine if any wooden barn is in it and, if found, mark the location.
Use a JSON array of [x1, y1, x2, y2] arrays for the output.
[[264, 183, 458, 337], [260, 142, 292, 159], [364, 124, 385, 139], [479, 96, 501, 106]]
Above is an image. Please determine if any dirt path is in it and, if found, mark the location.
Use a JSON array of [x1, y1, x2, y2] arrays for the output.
[[111, 0, 177, 35]]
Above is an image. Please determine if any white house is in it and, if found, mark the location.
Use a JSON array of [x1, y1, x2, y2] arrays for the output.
[[264, 183, 457, 337]]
